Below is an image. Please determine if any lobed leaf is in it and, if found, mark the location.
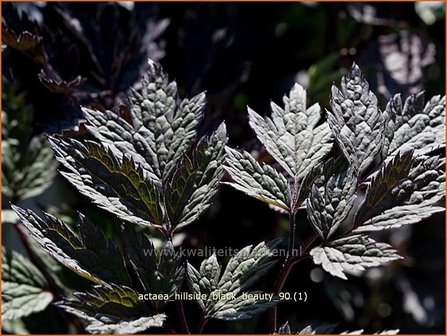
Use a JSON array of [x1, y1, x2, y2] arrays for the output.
[[327, 63, 384, 175], [186, 240, 280, 320], [355, 155, 445, 232], [248, 83, 333, 180], [218, 239, 282, 293], [164, 123, 227, 230], [123, 227, 184, 311], [383, 93, 445, 157], [83, 60, 205, 182], [223, 146, 290, 210], [355, 150, 413, 225], [310, 234, 402, 280], [307, 168, 358, 240], [49, 137, 165, 229], [209, 291, 276, 320]]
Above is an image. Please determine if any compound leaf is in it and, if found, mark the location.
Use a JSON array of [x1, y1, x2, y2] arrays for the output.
[[248, 83, 333, 180], [210, 291, 276, 320], [49, 137, 165, 229], [307, 169, 358, 240], [2, 248, 53, 320], [328, 64, 384, 175], [355, 155, 445, 232], [123, 227, 184, 311], [310, 234, 401, 280], [355, 150, 413, 225], [186, 240, 280, 320], [164, 123, 227, 230], [218, 239, 281, 293], [199, 254, 221, 292], [384, 93, 445, 157], [12, 206, 131, 286], [57, 284, 165, 334], [83, 60, 205, 182], [223, 147, 290, 210]]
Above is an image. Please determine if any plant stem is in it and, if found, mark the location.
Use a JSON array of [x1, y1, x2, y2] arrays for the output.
[[197, 316, 209, 334], [286, 212, 296, 261], [266, 228, 318, 333], [175, 300, 190, 334]]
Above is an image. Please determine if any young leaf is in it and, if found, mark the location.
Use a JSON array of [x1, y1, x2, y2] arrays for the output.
[[328, 63, 384, 175], [2, 248, 53, 320], [12, 206, 131, 286], [310, 234, 402, 280], [57, 284, 165, 334], [83, 60, 205, 182], [164, 123, 227, 230], [355, 155, 445, 232], [307, 168, 358, 240], [383, 93, 445, 157], [248, 83, 333, 180], [49, 137, 165, 229], [186, 240, 280, 320], [223, 146, 290, 211]]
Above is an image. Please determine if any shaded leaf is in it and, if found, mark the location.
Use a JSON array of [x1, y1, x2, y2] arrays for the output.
[[1, 27, 47, 66], [355, 150, 413, 225], [2, 248, 53, 320], [123, 227, 184, 310], [310, 234, 402, 280], [49, 137, 165, 229], [164, 123, 227, 230], [2, 85, 57, 203], [218, 239, 281, 293], [291, 162, 324, 211], [57, 284, 165, 334], [12, 206, 131, 286]]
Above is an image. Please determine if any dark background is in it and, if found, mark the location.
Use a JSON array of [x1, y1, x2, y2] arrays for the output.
[[2, 2, 445, 334]]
